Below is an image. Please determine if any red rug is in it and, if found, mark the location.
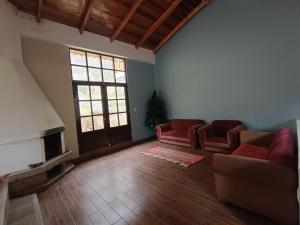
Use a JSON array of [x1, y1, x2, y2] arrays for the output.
[[140, 146, 204, 167]]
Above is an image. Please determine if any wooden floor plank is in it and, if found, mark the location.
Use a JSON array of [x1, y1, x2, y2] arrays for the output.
[[38, 141, 275, 225]]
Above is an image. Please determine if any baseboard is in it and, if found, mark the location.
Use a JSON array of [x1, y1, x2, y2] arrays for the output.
[[73, 136, 156, 164]]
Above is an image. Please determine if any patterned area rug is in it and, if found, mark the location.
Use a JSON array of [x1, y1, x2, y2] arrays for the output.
[[140, 146, 204, 167]]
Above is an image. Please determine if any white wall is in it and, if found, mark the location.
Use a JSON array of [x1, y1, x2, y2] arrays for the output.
[[17, 11, 155, 64]]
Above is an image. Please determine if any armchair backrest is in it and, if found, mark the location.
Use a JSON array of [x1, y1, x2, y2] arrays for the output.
[[170, 119, 204, 132], [211, 120, 242, 136], [267, 128, 295, 169]]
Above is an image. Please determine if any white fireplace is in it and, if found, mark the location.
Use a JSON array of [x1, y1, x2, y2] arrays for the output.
[[0, 0, 66, 175]]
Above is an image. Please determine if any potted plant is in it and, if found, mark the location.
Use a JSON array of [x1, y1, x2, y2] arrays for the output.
[[145, 91, 167, 130]]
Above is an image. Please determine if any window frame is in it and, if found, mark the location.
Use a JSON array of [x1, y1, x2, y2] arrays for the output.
[[69, 48, 129, 133]]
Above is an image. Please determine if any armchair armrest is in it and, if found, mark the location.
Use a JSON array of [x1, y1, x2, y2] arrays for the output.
[[240, 131, 274, 147], [227, 124, 247, 148], [156, 122, 171, 140], [197, 124, 212, 148], [188, 123, 206, 148], [212, 153, 297, 191]]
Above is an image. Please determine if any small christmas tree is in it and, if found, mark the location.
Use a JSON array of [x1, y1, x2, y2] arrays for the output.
[[145, 91, 167, 129]]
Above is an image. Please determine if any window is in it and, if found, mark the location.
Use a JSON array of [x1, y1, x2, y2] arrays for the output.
[[70, 49, 128, 133]]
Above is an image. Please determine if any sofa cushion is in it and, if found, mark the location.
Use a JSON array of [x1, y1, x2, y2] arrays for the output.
[[232, 144, 269, 160], [161, 130, 189, 143], [267, 128, 295, 168]]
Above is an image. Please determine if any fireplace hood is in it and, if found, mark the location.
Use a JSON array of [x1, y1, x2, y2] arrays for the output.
[[0, 1, 64, 145], [0, 0, 65, 174]]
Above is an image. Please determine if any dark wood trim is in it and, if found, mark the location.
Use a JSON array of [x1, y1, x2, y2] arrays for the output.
[[110, 0, 143, 42], [72, 135, 156, 164], [153, 0, 210, 52], [36, 0, 43, 23], [135, 0, 182, 49], [79, 0, 96, 34]]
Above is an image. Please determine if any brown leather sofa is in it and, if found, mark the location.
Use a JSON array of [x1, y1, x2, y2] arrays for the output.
[[212, 129, 298, 225]]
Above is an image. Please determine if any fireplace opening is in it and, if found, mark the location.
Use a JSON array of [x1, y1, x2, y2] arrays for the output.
[[44, 132, 62, 161]]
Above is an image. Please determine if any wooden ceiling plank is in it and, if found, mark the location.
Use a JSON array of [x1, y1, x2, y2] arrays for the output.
[[79, 0, 96, 34], [36, 0, 43, 23], [110, 0, 143, 42], [135, 0, 182, 49], [153, 0, 210, 52]]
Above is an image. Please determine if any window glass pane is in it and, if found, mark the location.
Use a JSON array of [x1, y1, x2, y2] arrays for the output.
[[78, 85, 90, 100], [81, 117, 93, 132], [109, 114, 119, 127], [118, 100, 126, 112], [116, 87, 125, 99], [72, 66, 88, 81], [70, 49, 86, 66], [90, 86, 101, 100], [103, 70, 115, 82], [92, 101, 103, 115], [119, 113, 127, 126], [88, 68, 102, 82], [87, 53, 101, 67], [79, 101, 91, 116], [102, 56, 113, 69], [108, 100, 118, 113], [115, 71, 126, 83], [107, 87, 116, 99], [93, 116, 104, 130], [114, 58, 125, 71]]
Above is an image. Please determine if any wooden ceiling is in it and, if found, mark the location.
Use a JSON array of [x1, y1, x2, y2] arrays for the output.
[[9, 0, 211, 52]]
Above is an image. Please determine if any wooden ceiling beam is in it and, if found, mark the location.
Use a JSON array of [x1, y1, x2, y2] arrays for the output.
[[153, 0, 211, 53], [135, 0, 182, 49], [110, 0, 143, 42], [36, 0, 43, 23], [79, 0, 96, 34]]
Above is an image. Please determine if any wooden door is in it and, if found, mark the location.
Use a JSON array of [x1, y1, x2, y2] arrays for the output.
[[70, 49, 132, 154]]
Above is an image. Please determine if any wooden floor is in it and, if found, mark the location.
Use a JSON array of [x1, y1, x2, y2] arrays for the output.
[[38, 141, 276, 225]]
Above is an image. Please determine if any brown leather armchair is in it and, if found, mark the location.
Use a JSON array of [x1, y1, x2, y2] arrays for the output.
[[198, 120, 247, 153], [212, 129, 298, 225]]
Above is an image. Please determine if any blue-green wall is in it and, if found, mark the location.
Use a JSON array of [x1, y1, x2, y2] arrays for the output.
[[127, 59, 155, 141], [154, 0, 300, 130]]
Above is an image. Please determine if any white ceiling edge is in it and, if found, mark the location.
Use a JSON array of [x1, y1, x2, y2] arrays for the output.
[[16, 10, 156, 64]]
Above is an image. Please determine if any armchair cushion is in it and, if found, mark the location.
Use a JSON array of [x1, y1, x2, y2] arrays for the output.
[[232, 144, 269, 160], [212, 120, 243, 136]]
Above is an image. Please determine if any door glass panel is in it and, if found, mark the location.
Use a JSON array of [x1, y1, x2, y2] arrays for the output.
[[108, 100, 118, 113], [78, 85, 90, 100], [114, 58, 125, 71], [107, 87, 116, 99], [72, 66, 88, 81], [118, 100, 126, 112], [88, 68, 102, 82], [93, 116, 104, 130], [90, 86, 101, 100], [109, 114, 119, 127], [70, 49, 86, 66], [103, 70, 115, 82], [115, 71, 126, 83], [79, 102, 91, 116], [87, 53, 101, 67], [81, 117, 93, 132], [119, 113, 128, 126], [92, 101, 103, 115], [102, 56, 113, 69], [116, 87, 125, 99]]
